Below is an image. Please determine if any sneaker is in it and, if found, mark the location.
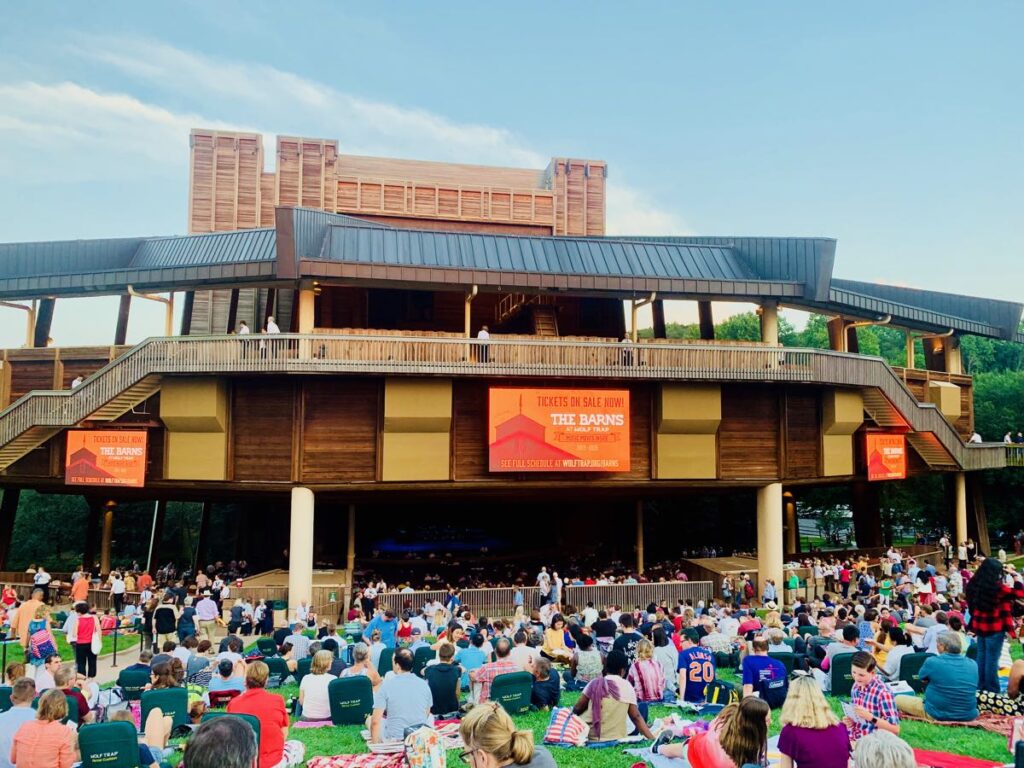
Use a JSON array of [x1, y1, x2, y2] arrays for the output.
[[651, 730, 675, 754]]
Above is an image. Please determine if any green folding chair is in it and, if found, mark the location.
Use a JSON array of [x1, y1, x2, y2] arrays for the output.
[[966, 643, 977, 660], [768, 651, 797, 674], [201, 711, 261, 751], [377, 647, 394, 677], [141, 688, 189, 731], [264, 657, 290, 688], [256, 638, 278, 657], [489, 671, 533, 715], [782, 637, 797, 650], [898, 652, 934, 694], [0, 686, 12, 713], [800, 626, 819, 637], [829, 653, 855, 698], [32, 693, 78, 725], [78, 721, 142, 768], [412, 646, 434, 677], [117, 669, 151, 702], [328, 676, 374, 725], [294, 657, 313, 687]]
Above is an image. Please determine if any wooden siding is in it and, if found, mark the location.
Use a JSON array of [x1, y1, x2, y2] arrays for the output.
[[8, 360, 58, 404], [719, 385, 780, 479], [784, 388, 821, 479], [300, 379, 380, 483], [895, 368, 974, 440], [231, 379, 295, 482]]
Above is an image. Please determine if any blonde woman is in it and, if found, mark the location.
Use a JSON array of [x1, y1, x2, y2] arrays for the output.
[[11, 688, 76, 768], [298, 650, 336, 721], [626, 638, 665, 720], [778, 675, 850, 768], [460, 700, 556, 767]]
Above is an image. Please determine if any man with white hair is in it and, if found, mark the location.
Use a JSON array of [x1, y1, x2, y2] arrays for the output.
[[854, 731, 917, 768], [894, 631, 978, 721]]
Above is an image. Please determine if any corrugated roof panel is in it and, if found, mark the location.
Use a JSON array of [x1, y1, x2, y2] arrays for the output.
[[0, 238, 141, 279], [132, 228, 276, 268]]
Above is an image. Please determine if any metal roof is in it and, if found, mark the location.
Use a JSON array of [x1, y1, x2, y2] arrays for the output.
[[133, 228, 276, 268]]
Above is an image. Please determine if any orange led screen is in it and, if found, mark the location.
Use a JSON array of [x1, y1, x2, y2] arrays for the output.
[[866, 433, 906, 481], [65, 430, 148, 488], [488, 388, 630, 472]]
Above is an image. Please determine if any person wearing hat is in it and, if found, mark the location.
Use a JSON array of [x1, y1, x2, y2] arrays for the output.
[[195, 590, 220, 642], [408, 627, 429, 654]]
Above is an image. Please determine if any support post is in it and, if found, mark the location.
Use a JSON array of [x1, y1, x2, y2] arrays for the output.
[[226, 289, 240, 334], [33, 298, 55, 348], [343, 504, 356, 612], [905, 331, 916, 369], [954, 472, 968, 550], [83, 499, 101, 572], [193, 501, 211, 575], [757, 483, 784, 609], [851, 481, 883, 548], [288, 487, 315, 614], [463, 285, 478, 337], [945, 336, 962, 375], [100, 501, 115, 575], [783, 491, 797, 555], [146, 500, 167, 575], [263, 288, 277, 328], [697, 301, 715, 341], [114, 295, 132, 345], [967, 473, 991, 556], [651, 300, 667, 339], [0, 488, 21, 570], [760, 300, 779, 345], [180, 292, 195, 336], [635, 501, 645, 576], [827, 317, 847, 352]]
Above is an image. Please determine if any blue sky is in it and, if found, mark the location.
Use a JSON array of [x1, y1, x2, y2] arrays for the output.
[[0, 2, 1020, 346]]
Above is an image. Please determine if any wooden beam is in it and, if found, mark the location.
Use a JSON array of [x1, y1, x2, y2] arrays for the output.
[[226, 289, 240, 334], [651, 299, 667, 339], [193, 501, 212, 575], [967, 474, 991, 556], [263, 288, 277, 328], [697, 301, 714, 340], [827, 317, 846, 352], [180, 291, 195, 336], [846, 326, 860, 354], [33, 298, 55, 348], [146, 500, 167, 575], [0, 488, 21, 570], [114, 295, 132, 346], [82, 499, 101, 573]]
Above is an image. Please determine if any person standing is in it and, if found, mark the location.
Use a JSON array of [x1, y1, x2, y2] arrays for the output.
[[965, 557, 1024, 692], [32, 567, 51, 605], [13, 589, 44, 651], [477, 325, 490, 363], [0, 677, 37, 768], [195, 591, 219, 642], [109, 571, 126, 615], [265, 316, 280, 334], [71, 602, 100, 679], [536, 567, 550, 607]]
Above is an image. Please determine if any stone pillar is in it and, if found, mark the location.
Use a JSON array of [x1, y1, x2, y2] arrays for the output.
[[757, 483, 784, 608], [760, 300, 779, 345], [635, 501, 645, 576], [954, 472, 968, 548], [288, 487, 315, 613], [297, 288, 316, 334], [100, 502, 115, 574]]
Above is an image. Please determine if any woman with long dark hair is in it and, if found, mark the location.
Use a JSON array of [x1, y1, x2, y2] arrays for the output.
[[965, 557, 1024, 692]]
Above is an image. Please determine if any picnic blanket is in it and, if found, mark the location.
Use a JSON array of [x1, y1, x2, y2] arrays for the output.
[[913, 749, 1002, 768], [899, 711, 1014, 738], [626, 735, 783, 768], [307, 755, 405, 768], [293, 719, 334, 729]]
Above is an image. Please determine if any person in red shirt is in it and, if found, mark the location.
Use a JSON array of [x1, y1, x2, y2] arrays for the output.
[[1, 584, 17, 608], [136, 571, 153, 592], [228, 660, 301, 768], [966, 557, 1024, 693]]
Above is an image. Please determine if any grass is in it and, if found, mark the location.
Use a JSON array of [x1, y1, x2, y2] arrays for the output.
[[2, 629, 132, 669]]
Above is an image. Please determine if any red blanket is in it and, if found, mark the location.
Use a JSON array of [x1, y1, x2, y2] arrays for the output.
[[913, 749, 1001, 768]]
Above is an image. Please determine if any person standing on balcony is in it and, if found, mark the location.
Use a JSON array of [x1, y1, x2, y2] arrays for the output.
[[237, 321, 250, 334], [536, 567, 550, 607], [70, 374, 84, 388], [265, 317, 280, 334], [477, 325, 490, 363]]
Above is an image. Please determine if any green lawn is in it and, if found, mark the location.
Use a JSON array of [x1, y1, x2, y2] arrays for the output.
[[2, 630, 134, 669]]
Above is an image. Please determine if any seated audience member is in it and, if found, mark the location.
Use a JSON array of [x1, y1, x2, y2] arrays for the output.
[[652, 626, 679, 695], [184, 712, 260, 768], [653, 697, 769, 765], [298, 650, 336, 721], [778, 675, 850, 768], [979, 658, 1024, 716], [530, 658, 561, 710], [142, 661, 178, 761], [54, 664, 92, 727], [567, 633, 603, 690], [895, 631, 978, 721], [9, 689, 76, 768], [541, 614, 573, 663], [573, 650, 655, 742], [216, 637, 244, 667], [125, 648, 154, 674], [455, 632, 488, 690], [612, 614, 644, 666], [32, 654, 61, 691], [812, 624, 859, 693], [472, 638, 520, 704], [741, 638, 788, 708], [0, 677, 37, 765], [677, 629, 716, 703], [209, 659, 246, 694], [460, 700, 557, 768], [340, 642, 383, 689], [848, 651, 901, 739], [109, 710, 161, 768], [853, 731, 918, 768], [285, 623, 312, 661], [370, 648, 433, 743], [320, 638, 348, 676], [425, 642, 462, 717], [367, 629, 386, 669], [627, 638, 665, 719], [510, 630, 540, 672], [228, 660, 304, 767], [878, 627, 915, 682]]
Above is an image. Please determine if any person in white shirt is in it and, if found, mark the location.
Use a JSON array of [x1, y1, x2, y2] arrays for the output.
[[509, 630, 540, 671], [237, 321, 250, 334], [298, 650, 336, 721], [295, 602, 310, 625], [71, 375, 84, 389], [969, 431, 982, 443], [33, 567, 52, 603], [477, 325, 490, 363], [110, 572, 127, 614], [718, 609, 740, 640], [582, 602, 599, 628], [265, 317, 281, 334]]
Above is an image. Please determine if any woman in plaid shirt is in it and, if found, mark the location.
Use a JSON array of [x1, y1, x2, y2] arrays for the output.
[[965, 558, 1024, 693], [846, 652, 900, 740]]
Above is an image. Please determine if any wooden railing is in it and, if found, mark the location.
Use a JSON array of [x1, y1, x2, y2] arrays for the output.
[[0, 335, 1006, 471], [1007, 445, 1024, 468]]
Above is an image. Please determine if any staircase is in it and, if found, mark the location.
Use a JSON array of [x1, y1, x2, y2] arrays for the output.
[[494, 293, 556, 326], [531, 305, 559, 336]]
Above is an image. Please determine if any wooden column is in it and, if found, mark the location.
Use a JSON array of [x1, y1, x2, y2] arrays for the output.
[[783, 492, 797, 555], [827, 317, 847, 352], [851, 481, 883, 548], [922, 337, 946, 372], [635, 501, 645, 575], [953, 472, 968, 549], [263, 288, 277, 328], [697, 301, 715, 340], [343, 504, 356, 610], [226, 289, 240, 333], [0, 488, 21, 570], [100, 502, 115, 575], [904, 331, 916, 369], [651, 300, 667, 339], [967, 473, 991, 556], [757, 483, 784, 609], [289, 488, 315, 612], [82, 499, 102, 572], [146, 500, 167, 575], [114, 295, 132, 346], [32, 298, 55, 348], [180, 292, 195, 336], [193, 501, 212, 575], [846, 326, 860, 353]]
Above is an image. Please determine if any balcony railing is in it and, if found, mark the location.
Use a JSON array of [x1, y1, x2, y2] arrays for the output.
[[0, 334, 1006, 472], [1007, 445, 1024, 468]]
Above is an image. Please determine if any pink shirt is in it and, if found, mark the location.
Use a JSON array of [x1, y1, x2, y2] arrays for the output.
[[10, 719, 76, 768], [75, 614, 97, 646]]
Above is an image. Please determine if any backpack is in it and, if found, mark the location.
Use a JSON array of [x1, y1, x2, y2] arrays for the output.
[[703, 679, 738, 706], [543, 707, 589, 747], [744, 581, 755, 599], [756, 672, 789, 709], [405, 726, 446, 768]]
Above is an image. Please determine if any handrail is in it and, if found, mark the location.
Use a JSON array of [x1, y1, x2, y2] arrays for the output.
[[0, 334, 1005, 471]]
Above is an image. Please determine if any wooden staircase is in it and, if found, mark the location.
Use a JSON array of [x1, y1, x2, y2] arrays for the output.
[[531, 305, 559, 337], [89, 376, 162, 421], [0, 426, 60, 471]]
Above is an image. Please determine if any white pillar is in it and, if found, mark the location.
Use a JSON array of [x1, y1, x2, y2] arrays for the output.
[[757, 483, 784, 608], [297, 288, 315, 334], [954, 472, 968, 548], [760, 300, 779, 345], [288, 487, 315, 615]]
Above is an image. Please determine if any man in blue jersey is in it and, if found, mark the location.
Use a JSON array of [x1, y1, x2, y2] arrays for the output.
[[676, 629, 716, 702]]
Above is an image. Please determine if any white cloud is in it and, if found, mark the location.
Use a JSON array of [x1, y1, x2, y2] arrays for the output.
[[605, 182, 689, 237]]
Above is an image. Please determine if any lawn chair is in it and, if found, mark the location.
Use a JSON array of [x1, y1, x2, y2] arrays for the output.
[[0, 686, 11, 713], [116, 669, 151, 701], [32, 693, 78, 725], [141, 688, 189, 731], [490, 671, 532, 715], [294, 657, 313, 687], [201, 711, 261, 750], [264, 657, 290, 688], [829, 653, 855, 698], [898, 652, 934, 694], [328, 676, 374, 725], [377, 648, 394, 677], [412, 646, 434, 677], [256, 638, 278, 657], [78, 722, 141, 768], [207, 689, 241, 709], [799, 626, 819, 637], [768, 651, 797, 674]]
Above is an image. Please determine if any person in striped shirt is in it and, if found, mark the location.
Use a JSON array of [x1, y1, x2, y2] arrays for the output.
[[626, 639, 665, 721]]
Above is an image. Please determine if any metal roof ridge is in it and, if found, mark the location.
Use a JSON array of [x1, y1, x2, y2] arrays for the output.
[[832, 277, 1024, 310]]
